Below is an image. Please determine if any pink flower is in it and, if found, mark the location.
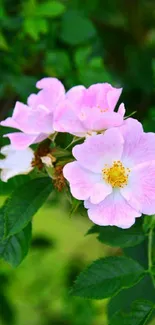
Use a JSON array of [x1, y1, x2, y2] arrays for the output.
[[0, 78, 65, 149], [54, 83, 125, 136], [63, 118, 155, 228]]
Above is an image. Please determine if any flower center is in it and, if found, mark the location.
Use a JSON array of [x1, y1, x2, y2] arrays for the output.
[[102, 160, 130, 188]]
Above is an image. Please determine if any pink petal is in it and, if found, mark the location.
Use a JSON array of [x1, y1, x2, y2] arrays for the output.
[[107, 87, 122, 111], [27, 89, 58, 113], [81, 109, 124, 131], [84, 83, 122, 110], [27, 93, 38, 107], [86, 191, 141, 229], [121, 118, 155, 167], [25, 109, 54, 134], [53, 100, 86, 134], [63, 161, 112, 203], [66, 85, 86, 109], [36, 77, 65, 92], [90, 182, 112, 204], [3, 100, 54, 135], [36, 77, 65, 102], [63, 161, 98, 200], [4, 133, 38, 149], [121, 162, 155, 215], [118, 103, 126, 116], [0, 117, 19, 129], [1, 102, 30, 132], [73, 129, 124, 173]]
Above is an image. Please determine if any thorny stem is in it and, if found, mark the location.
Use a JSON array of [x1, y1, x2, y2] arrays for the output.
[[148, 227, 155, 288]]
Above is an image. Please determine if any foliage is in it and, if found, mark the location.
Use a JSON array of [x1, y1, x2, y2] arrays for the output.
[[1, 0, 155, 324], [110, 300, 155, 325]]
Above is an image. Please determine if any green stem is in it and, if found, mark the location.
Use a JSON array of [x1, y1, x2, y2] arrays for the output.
[[65, 137, 84, 150], [148, 228, 155, 288], [48, 132, 58, 142], [124, 111, 137, 119]]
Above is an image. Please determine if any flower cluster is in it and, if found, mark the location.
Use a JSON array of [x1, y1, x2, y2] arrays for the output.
[[1, 77, 155, 229]]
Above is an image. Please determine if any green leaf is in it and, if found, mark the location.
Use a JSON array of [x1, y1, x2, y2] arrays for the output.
[[60, 10, 96, 45], [108, 240, 155, 322], [0, 32, 9, 51], [0, 204, 7, 239], [71, 256, 145, 299], [0, 222, 32, 267], [74, 46, 92, 67], [4, 177, 52, 237], [0, 291, 14, 325], [108, 276, 155, 321], [35, 1, 65, 17], [22, 0, 36, 17], [23, 18, 48, 40], [44, 50, 70, 78], [110, 300, 155, 325], [87, 219, 145, 248]]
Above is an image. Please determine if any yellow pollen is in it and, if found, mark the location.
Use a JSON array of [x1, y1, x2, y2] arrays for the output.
[[102, 160, 130, 188]]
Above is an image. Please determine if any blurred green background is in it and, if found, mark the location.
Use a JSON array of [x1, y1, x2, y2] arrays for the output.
[[1, 0, 155, 324]]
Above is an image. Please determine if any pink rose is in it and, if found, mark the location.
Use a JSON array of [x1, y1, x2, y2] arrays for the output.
[[1, 77, 65, 149], [63, 118, 155, 228], [54, 83, 125, 136]]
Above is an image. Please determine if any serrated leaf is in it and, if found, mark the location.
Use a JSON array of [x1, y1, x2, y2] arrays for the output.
[[35, 1, 65, 17], [4, 177, 52, 237], [71, 256, 145, 299], [60, 10, 96, 45], [0, 222, 32, 267], [87, 219, 145, 248], [110, 300, 155, 325], [108, 276, 155, 324], [108, 240, 155, 321]]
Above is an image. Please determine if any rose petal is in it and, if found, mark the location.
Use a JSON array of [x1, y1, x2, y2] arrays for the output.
[[4, 133, 38, 149], [121, 161, 155, 215], [63, 161, 112, 203], [86, 191, 141, 229], [73, 129, 124, 173]]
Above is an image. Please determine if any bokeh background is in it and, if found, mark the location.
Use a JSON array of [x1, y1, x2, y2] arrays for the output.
[[0, 0, 155, 324]]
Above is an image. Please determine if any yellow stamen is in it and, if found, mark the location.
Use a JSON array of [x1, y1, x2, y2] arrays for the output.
[[102, 160, 130, 188], [97, 105, 108, 113]]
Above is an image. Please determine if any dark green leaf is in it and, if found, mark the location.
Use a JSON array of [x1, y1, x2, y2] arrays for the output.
[[0, 292, 14, 325], [4, 177, 52, 237], [0, 222, 32, 267], [87, 219, 145, 248], [71, 256, 145, 299], [108, 276, 155, 323], [110, 300, 154, 325], [44, 50, 70, 78], [108, 240, 155, 323], [0, 204, 7, 239], [60, 10, 96, 45], [35, 1, 65, 17], [124, 240, 148, 268]]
